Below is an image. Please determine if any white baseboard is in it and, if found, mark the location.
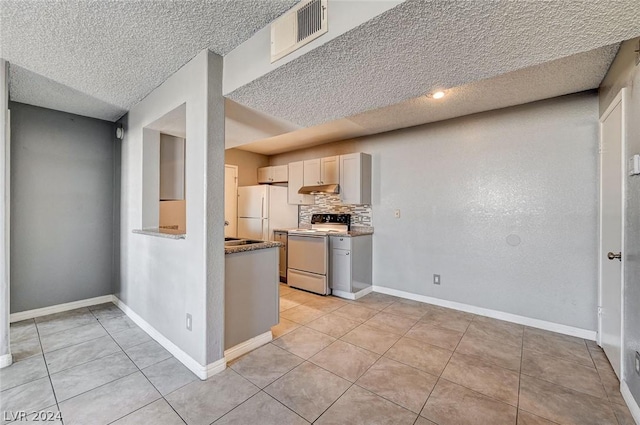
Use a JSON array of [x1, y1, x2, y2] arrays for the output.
[[10, 295, 114, 323], [621, 380, 640, 425], [333, 286, 373, 301], [0, 353, 12, 369], [372, 285, 597, 341], [224, 331, 273, 363], [113, 296, 225, 380]]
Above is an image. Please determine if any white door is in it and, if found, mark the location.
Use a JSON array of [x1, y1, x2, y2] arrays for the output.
[[599, 91, 625, 379], [224, 165, 238, 238]]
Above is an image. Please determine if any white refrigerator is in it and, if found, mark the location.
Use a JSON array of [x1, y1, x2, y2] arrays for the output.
[[237, 185, 298, 240]]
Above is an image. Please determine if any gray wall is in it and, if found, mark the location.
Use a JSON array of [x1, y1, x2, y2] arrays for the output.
[[10, 102, 116, 312], [601, 38, 640, 409], [119, 50, 222, 367], [271, 92, 599, 331], [205, 50, 226, 365]]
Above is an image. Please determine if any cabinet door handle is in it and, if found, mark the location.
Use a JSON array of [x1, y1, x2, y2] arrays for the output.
[[346, 252, 350, 255]]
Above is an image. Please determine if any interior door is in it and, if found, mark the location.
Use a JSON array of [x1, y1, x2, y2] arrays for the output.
[[599, 92, 624, 379], [224, 165, 238, 238]]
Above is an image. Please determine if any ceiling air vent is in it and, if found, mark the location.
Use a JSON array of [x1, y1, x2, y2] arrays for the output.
[[271, 0, 328, 63]]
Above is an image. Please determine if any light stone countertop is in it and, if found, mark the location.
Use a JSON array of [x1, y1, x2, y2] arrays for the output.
[[132, 228, 186, 239], [273, 227, 374, 237], [225, 240, 282, 255]]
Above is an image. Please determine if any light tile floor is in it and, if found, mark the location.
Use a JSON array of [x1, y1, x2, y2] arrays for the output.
[[2, 286, 637, 425]]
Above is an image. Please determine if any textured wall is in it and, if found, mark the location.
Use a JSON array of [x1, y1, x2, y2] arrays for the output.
[[119, 50, 215, 366], [205, 51, 226, 365], [224, 148, 268, 187], [271, 92, 599, 331], [10, 102, 116, 312], [601, 38, 640, 410]]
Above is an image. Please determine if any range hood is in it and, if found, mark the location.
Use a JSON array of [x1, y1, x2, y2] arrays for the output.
[[298, 184, 340, 194]]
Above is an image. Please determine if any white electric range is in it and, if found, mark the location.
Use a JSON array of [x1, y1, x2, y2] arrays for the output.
[[287, 214, 351, 295]]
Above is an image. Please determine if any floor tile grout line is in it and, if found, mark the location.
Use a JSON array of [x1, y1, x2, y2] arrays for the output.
[[39, 331, 112, 357], [103, 398, 165, 425], [518, 369, 612, 401], [322, 296, 442, 420], [517, 320, 525, 417], [91, 304, 194, 424], [416, 318, 470, 421], [586, 340, 616, 401], [44, 345, 124, 377], [516, 407, 569, 425], [521, 346, 599, 370], [0, 354, 50, 393], [91, 306, 191, 425], [32, 318, 64, 425]]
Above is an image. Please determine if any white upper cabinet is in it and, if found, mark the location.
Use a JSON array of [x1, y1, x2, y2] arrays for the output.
[[257, 167, 271, 184], [288, 161, 315, 205], [258, 165, 288, 184], [339, 153, 372, 205], [303, 156, 339, 186], [321, 156, 339, 184], [303, 158, 321, 186]]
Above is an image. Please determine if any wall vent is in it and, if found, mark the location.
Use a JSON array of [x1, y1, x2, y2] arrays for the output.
[[271, 0, 328, 63]]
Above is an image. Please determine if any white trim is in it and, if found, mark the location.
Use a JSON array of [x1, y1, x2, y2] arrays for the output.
[[621, 380, 640, 425], [0, 353, 12, 368], [10, 295, 115, 323], [373, 285, 596, 340], [224, 331, 273, 362], [112, 296, 223, 380], [206, 357, 227, 377], [332, 286, 373, 301]]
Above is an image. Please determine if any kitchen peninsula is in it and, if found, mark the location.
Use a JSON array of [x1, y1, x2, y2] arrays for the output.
[[224, 239, 282, 358]]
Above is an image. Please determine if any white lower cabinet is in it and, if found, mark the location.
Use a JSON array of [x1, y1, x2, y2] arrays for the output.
[[330, 235, 372, 298], [331, 248, 351, 292]]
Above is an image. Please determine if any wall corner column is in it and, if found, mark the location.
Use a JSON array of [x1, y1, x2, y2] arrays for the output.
[[0, 59, 12, 369], [205, 49, 226, 368]]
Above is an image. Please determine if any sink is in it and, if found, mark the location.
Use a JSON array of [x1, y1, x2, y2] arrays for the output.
[[224, 239, 265, 246]]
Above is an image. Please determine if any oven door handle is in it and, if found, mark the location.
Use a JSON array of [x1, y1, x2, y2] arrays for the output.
[[289, 233, 326, 239]]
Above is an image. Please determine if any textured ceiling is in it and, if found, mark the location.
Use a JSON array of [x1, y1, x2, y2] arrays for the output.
[[235, 44, 618, 155], [228, 0, 640, 128], [0, 0, 298, 121]]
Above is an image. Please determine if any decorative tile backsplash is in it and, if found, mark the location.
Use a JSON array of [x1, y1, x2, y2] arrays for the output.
[[299, 193, 372, 227]]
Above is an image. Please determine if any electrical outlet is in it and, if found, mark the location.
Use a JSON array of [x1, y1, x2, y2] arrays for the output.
[[186, 313, 192, 331], [433, 274, 440, 285], [635, 351, 640, 375], [394, 209, 401, 218]]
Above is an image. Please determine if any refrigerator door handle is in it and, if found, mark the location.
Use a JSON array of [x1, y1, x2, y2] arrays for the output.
[[261, 197, 265, 218]]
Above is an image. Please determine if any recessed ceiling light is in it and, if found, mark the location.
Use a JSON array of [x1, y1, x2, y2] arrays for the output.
[[431, 91, 446, 99]]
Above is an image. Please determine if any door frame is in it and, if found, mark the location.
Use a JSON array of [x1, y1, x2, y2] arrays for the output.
[[224, 164, 238, 238], [597, 88, 627, 378]]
